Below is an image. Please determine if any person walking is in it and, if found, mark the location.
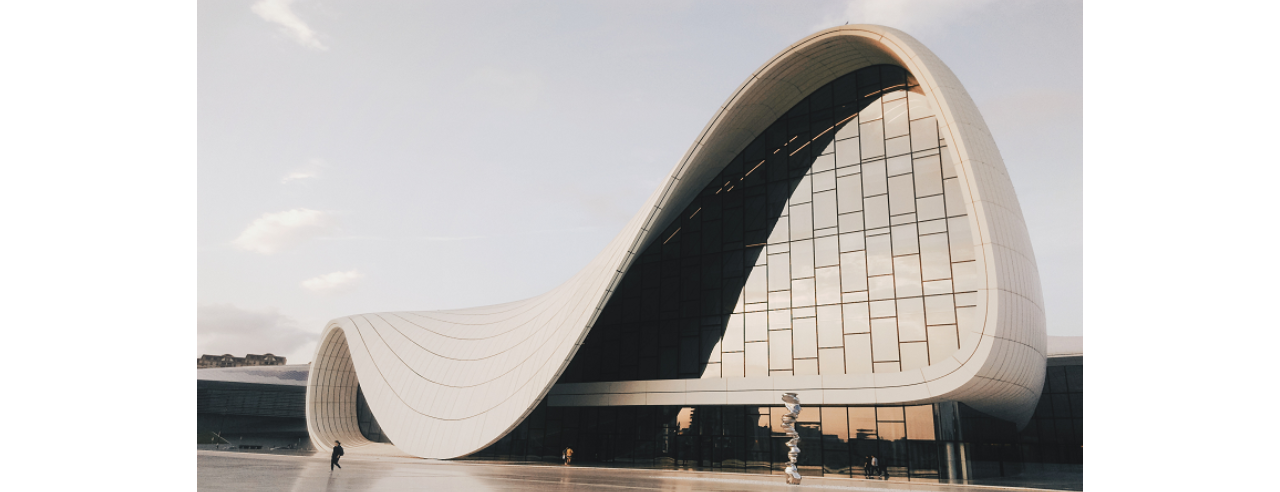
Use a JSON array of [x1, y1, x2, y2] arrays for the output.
[[870, 455, 879, 479], [562, 446, 573, 466], [863, 455, 872, 479], [331, 440, 344, 471]]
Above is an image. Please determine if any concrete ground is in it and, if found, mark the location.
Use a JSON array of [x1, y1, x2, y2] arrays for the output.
[[198, 447, 1080, 492]]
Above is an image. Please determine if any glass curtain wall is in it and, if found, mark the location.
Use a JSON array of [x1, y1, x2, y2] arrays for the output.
[[472, 401, 943, 481], [560, 63, 979, 384]]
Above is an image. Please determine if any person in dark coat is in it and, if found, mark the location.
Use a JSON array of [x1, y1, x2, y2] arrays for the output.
[[863, 455, 873, 478], [331, 440, 344, 470]]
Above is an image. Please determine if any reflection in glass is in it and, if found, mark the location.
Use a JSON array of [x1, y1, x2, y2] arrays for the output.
[[888, 175, 916, 215], [813, 190, 838, 229], [899, 342, 929, 370], [816, 266, 841, 305], [896, 297, 926, 342], [861, 159, 887, 196], [893, 255, 923, 298], [870, 318, 900, 362], [865, 234, 893, 276], [844, 333, 873, 374], [836, 175, 863, 213], [910, 117, 939, 153], [864, 195, 890, 230]]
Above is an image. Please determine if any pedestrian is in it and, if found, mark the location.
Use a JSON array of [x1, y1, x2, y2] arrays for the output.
[[331, 440, 344, 471], [562, 446, 573, 466], [870, 455, 879, 479], [863, 455, 872, 479]]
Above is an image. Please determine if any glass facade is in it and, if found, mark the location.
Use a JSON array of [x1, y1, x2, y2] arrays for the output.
[[196, 380, 308, 445], [471, 361, 1081, 481], [1017, 362, 1084, 467], [560, 64, 979, 383], [471, 400, 944, 480]]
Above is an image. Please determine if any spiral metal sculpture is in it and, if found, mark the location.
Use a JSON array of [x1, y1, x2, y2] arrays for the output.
[[781, 393, 802, 485]]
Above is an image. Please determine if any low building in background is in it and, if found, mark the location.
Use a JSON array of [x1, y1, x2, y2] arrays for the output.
[[197, 364, 389, 450], [198, 353, 287, 369]]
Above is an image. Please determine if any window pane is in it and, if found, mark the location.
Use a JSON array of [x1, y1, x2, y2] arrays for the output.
[[884, 98, 909, 137], [904, 405, 935, 440], [790, 203, 813, 240], [860, 120, 884, 159], [886, 154, 912, 176], [817, 304, 843, 347], [839, 251, 867, 292], [893, 255, 923, 298], [745, 341, 769, 376], [865, 234, 893, 276], [836, 174, 863, 214], [861, 159, 887, 196], [745, 265, 768, 303], [769, 330, 793, 370], [924, 294, 956, 325], [943, 178, 966, 217], [864, 195, 889, 229], [917, 195, 945, 221], [896, 297, 926, 342], [813, 190, 838, 230], [890, 223, 919, 255], [792, 278, 815, 307], [843, 333, 873, 374], [900, 341, 929, 370], [790, 239, 814, 279], [723, 312, 745, 352], [919, 233, 951, 281], [888, 175, 915, 215], [868, 275, 895, 301], [886, 135, 911, 157], [815, 235, 839, 267], [926, 324, 959, 363], [842, 302, 870, 334], [910, 116, 939, 152], [768, 253, 790, 290], [912, 154, 943, 197], [871, 319, 899, 362], [947, 217, 975, 262], [835, 137, 860, 167], [745, 312, 768, 342], [906, 89, 934, 120], [793, 317, 818, 358], [877, 406, 905, 422], [816, 266, 841, 305]]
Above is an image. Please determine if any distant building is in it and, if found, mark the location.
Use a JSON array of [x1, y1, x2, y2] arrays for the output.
[[198, 353, 287, 369]]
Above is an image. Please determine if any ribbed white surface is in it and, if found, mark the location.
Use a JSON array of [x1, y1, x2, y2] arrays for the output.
[[305, 25, 1046, 459]]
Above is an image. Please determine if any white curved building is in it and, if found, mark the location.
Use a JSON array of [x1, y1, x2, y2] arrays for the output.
[[306, 24, 1048, 477]]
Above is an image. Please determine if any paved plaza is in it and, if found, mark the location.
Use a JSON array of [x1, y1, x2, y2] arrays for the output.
[[197, 448, 1079, 492]]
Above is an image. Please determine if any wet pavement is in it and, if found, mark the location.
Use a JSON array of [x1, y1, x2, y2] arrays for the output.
[[197, 447, 1079, 492]]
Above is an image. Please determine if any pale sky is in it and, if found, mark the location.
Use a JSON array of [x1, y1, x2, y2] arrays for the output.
[[198, 0, 1083, 364]]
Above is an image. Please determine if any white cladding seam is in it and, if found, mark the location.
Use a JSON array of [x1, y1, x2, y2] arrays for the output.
[[305, 25, 1046, 459]]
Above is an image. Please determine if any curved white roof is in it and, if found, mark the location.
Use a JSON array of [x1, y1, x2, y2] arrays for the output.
[[306, 24, 1047, 459]]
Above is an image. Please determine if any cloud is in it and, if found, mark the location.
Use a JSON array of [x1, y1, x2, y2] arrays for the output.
[[233, 208, 339, 254], [197, 303, 319, 363], [251, 0, 327, 51], [301, 269, 363, 292], [281, 158, 326, 184], [814, 0, 997, 34]]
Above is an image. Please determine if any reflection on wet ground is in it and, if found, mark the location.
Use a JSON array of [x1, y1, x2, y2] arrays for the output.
[[198, 449, 1078, 491]]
